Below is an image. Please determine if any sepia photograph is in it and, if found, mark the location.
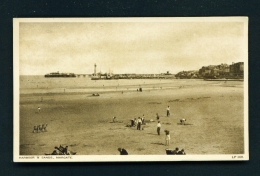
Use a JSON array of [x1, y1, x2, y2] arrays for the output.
[[13, 17, 248, 162]]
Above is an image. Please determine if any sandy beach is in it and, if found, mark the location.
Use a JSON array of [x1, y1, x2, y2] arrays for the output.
[[19, 79, 244, 155]]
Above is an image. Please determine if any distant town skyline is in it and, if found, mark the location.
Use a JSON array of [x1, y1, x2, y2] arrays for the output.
[[18, 18, 247, 75]]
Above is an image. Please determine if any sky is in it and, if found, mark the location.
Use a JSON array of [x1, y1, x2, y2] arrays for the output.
[[18, 19, 247, 75]]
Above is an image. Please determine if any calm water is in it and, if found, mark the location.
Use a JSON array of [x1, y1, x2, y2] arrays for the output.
[[19, 75, 237, 94]]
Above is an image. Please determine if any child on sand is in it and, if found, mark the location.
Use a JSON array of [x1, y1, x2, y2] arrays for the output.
[[137, 117, 142, 130], [156, 113, 160, 120], [112, 116, 123, 123], [130, 119, 135, 127], [32, 126, 37, 133], [157, 121, 161, 135], [38, 107, 41, 113], [134, 118, 137, 126], [165, 130, 170, 146], [180, 119, 186, 125], [166, 106, 170, 117], [113, 116, 117, 123], [141, 114, 145, 124]]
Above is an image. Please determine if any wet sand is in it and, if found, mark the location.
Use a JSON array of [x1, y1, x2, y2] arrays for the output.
[[19, 81, 244, 155]]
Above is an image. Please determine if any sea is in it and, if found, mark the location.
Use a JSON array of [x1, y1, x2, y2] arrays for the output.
[[19, 75, 237, 94]]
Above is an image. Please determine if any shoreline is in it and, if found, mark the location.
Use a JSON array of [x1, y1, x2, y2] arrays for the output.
[[20, 79, 243, 95]]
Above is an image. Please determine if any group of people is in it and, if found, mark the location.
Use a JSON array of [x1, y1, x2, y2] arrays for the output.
[[46, 145, 77, 155], [166, 148, 186, 155], [117, 105, 187, 155], [32, 124, 48, 133], [156, 119, 172, 147], [128, 106, 171, 143], [117, 147, 186, 155], [157, 121, 170, 145], [157, 105, 170, 119], [130, 115, 145, 130], [156, 112, 170, 145]]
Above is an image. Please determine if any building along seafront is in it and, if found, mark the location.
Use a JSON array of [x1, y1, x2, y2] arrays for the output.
[[175, 62, 244, 80], [199, 62, 244, 79]]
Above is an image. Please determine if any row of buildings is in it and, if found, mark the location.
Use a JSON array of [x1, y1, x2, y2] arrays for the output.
[[199, 62, 244, 79], [175, 62, 244, 79], [175, 70, 199, 79]]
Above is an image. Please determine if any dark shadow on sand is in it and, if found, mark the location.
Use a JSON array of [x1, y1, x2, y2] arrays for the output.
[[109, 121, 123, 123], [162, 122, 171, 125], [168, 99, 180, 102], [147, 133, 158, 135], [151, 142, 165, 145], [177, 123, 193, 125]]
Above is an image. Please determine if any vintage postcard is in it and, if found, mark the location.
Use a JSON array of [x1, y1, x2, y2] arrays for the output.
[[13, 17, 248, 162]]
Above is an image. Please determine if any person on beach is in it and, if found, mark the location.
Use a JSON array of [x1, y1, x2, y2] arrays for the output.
[[62, 146, 69, 155], [172, 147, 179, 154], [166, 106, 170, 117], [40, 124, 47, 132], [177, 149, 186, 155], [112, 116, 122, 123], [113, 116, 117, 123], [180, 119, 186, 125], [118, 148, 128, 155], [165, 149, 174, 155], [134, 118, 137, 126], [141, 114, 145, 124], [55, 145, 70, 155], [130, 119, 135, 127], [37, 125, 41, 133], [157, 121, 161, 135], [165, 130, 170, 146], [165, 147, 179, 155], [137, 117, 142, 130], [156, 113, 160, 120], [32, 126, 38, 133], [51, 149, 58, 155], [38, 107, 41, 113]]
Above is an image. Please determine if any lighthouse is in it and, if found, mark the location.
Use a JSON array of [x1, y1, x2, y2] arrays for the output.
[[91, 64, 99, 80], [94, 63, 97, 76]]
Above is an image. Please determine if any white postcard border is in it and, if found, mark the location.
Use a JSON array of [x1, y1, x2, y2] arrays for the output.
[[13, 17, 249, 162]]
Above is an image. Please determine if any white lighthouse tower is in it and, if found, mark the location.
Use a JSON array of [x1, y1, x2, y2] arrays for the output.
[[91, 63, 99, 80], [94, 63, 97, 76]]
